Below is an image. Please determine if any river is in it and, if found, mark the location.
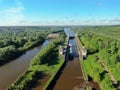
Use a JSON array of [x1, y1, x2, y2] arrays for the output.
[[0, 40, 49, 90]]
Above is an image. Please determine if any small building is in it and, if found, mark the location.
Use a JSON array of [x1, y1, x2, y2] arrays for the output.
[[59, 46, 63, 55], [48, 33, 59, 39], [59, 46, 66, 55], [81, 46, 87, 58], [23, 36, 27, 40]]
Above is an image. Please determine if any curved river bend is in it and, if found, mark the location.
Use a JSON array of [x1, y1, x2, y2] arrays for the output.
[[0, 40, 49, 90]]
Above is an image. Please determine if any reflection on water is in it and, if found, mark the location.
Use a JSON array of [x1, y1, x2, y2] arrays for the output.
[[69, 39, 78, 58], [64, 28, 75, 36], [0, 40, 49, 90]]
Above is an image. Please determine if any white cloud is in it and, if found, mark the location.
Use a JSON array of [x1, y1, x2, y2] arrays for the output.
[[16, 18, 120, 26], [0, 0, 120, 26], [0, 0, 24, 26]]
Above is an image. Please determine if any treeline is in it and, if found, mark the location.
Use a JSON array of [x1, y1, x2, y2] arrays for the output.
[[0, 45, 19, 65], [8, 32, 66, 90], [73, 25, 120, 40], [74, 26, 120, 90], [0, 26, 63, 66], [76, 30, 119, 54]]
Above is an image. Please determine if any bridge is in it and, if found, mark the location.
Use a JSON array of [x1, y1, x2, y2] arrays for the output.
[[69, 35, 75, 39]]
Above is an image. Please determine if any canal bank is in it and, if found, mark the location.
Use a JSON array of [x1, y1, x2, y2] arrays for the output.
[[0, 40, 49, 90], [45, 29, 88, 90], [75, 35, 100, 90], [31, 36, 69, 90]]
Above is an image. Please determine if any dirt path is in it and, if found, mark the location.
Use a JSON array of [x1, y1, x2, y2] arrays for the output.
[[98, 60, 117, 85]]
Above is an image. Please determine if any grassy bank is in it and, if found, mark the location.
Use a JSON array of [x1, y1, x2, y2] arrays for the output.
[[8, 32, 66, 90], [81, 55, 115, 90], [74, 26, 120, 90]]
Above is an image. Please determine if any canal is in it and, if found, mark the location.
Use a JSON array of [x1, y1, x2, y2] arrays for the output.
[[0, 40, 49, 90], [52, 29, 100, 90], [53, 38, 87, 90]]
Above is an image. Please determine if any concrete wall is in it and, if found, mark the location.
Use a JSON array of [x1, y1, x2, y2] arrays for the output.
[[75, 35, 83, 60]]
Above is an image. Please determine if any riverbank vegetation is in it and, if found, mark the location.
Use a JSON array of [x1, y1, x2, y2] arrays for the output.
[[74, 26, 120, 90], [8, 32, 66, 90], [0, 26, 63, 66]]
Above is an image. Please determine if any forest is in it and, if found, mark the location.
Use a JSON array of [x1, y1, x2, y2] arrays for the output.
[[74, 26, 120, 90], [0, 26, 63, 66]]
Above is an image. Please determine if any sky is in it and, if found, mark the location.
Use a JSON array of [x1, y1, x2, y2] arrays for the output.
[[0, 0, 120, 26]]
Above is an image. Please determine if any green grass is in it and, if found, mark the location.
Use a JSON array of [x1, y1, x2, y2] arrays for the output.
[[81, 55, 115, 90], [42, 58, 64, 90]]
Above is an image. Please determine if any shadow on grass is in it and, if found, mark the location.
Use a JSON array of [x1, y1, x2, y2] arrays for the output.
[[31, 71, 48, 88], [47, 53, 59, 66]]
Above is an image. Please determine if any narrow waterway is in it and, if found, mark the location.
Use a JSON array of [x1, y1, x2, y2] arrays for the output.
[[0, 40, 49, 90], [52, 29, 100, 90], [53, 38, 87, 90]]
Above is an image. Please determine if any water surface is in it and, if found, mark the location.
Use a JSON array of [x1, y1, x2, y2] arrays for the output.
[[0, 40, 49, 90]]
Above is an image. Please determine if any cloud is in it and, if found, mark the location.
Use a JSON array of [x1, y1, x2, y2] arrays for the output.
[[109, 19, 120, 22], [84, 18, 120, 25], [0, 0, 24, 26], [106, 19, 120, 25], [19, 18, 120, 26]]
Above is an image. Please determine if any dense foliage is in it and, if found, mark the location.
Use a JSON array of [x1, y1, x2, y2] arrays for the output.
[[0, 26, 63, 66], [73, 25, 120, 40], [74, 26, 120, 90], [8, 32, 66, 90]]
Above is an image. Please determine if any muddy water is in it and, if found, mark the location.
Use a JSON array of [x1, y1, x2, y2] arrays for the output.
[[53, 39, 87, 90], [0, 40, 49, 90]]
